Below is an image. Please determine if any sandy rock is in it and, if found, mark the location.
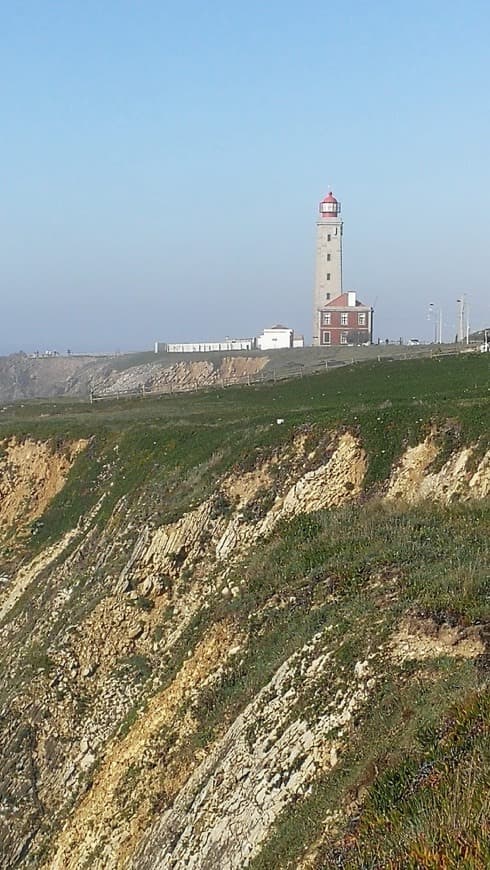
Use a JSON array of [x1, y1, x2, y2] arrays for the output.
[[0, 436, 88, 532], [390, 616, 485, 662]]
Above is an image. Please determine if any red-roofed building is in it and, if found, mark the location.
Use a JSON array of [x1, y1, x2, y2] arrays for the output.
[[318, 291, 373, 346]]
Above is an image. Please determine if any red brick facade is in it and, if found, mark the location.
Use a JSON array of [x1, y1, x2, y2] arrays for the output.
[[318, 293, 373, 346]]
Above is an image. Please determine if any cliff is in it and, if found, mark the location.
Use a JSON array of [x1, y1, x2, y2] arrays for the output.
[[0, 343, 464, 403], [0, 353, 488, 868]]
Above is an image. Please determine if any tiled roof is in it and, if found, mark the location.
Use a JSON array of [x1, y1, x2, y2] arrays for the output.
[[324, 293, 369, 308]]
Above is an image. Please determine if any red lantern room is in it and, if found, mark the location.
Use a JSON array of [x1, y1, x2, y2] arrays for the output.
[[319, 191, 341, 217]]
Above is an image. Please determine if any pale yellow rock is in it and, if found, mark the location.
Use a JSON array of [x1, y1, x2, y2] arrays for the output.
[[390, 616, 484, 662], [0, 436, 88, 530]]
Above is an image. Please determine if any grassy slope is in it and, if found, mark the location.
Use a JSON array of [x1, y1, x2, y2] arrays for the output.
[[1, 353, 487, 549], [245, 499, 489, 869], [0, 353, 489, 868]]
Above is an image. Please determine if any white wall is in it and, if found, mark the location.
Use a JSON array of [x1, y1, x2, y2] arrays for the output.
[[155, 339, 253, 353], [257, 329, 292, 350]]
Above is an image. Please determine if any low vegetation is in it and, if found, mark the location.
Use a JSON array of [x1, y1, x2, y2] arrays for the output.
[[0, 352, 488, 868]]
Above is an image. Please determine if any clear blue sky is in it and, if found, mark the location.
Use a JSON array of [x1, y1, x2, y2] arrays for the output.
[[1, 0, 489, 353]]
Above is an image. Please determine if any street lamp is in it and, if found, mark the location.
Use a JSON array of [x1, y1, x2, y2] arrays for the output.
[[456, 295, 469, 343], [428, 303, 443, 344]]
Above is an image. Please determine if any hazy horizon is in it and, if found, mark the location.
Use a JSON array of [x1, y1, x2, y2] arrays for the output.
[[1, 1, 489, 356]]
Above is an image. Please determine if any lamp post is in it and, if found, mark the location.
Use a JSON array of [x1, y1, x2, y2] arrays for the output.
[[456, 297, 463, 342], [428, 303, 443, 344], [456, 295, 471, 344]]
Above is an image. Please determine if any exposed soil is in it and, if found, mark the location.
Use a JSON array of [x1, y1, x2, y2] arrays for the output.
[[390, 615, 485, 662], [47, 621, 237, 870], [0, 437, 87, 532]]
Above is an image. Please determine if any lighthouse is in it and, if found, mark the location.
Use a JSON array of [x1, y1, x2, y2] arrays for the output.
[[312, 191, 343, 345]]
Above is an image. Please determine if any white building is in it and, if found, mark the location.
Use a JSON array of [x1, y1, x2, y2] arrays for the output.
[[256, 325, 304, 351], [155, 327, 304, 354], [312, 190, 343, 346]]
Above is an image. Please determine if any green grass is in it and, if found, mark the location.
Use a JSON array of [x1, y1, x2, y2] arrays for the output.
[[156, 499, 488, 868], [321, 690, 490, 869], [0, 352, 488, 867], [1, 353, 488, 432], [224, 500, 488, 870], [250, 662, 484, 870], [1, 354, 488, 560]]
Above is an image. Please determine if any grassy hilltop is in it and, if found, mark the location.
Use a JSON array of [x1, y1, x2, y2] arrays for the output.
[[0, 353, 488, 869]]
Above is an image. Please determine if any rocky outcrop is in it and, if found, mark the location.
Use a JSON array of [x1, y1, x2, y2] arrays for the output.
[[0, 423, 487, 869], [0, 496, 104, 623], [386, 438, 490, 503], [390, 616, 485, 662], [0, 436, 88, 534], [132, 631, 376, 870], [0, 352, 271, 402], [89, 357, 270, 396], [127, 432, 367, 596], [48, 622, 239, 870], [0, 353, 98, 402]]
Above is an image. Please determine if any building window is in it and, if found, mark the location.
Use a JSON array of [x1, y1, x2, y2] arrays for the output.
[[358, 312, 366, 325], [327, 253, 331, 261], [341, 312, 348, 325], [327, 234, 331, 241], [341, 332, 348, 345], [326, 292, 331, 300], [322, 312, 331, 325], [321, 331, 331, 345], [326, 273, 331, 280]]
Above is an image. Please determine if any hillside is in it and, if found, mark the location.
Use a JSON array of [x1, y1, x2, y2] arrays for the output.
[[0, 354, 488, 868], [0, 342, 468, 402]]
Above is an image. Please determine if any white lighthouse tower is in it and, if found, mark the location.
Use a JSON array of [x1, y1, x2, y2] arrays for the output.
[[312, 190, 343, 345]]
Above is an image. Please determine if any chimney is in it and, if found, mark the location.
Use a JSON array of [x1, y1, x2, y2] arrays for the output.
[[347, 291, 356, 307]]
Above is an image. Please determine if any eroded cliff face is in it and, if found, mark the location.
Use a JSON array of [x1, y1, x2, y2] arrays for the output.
[[386, 435, 490, 502], [0, 353, 271, 402], [126, 432, 366, 598], [0, 426, 488, 869], [89, 357, 270, 396], [0, 436, 88, 534]]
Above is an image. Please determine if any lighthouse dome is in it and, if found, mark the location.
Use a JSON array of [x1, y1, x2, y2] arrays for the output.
[[319, 191, 341, 217]]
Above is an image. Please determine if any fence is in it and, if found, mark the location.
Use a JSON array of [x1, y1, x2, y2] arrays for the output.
[[89, 346, 479, 403], [89, 366, 307, 402]]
